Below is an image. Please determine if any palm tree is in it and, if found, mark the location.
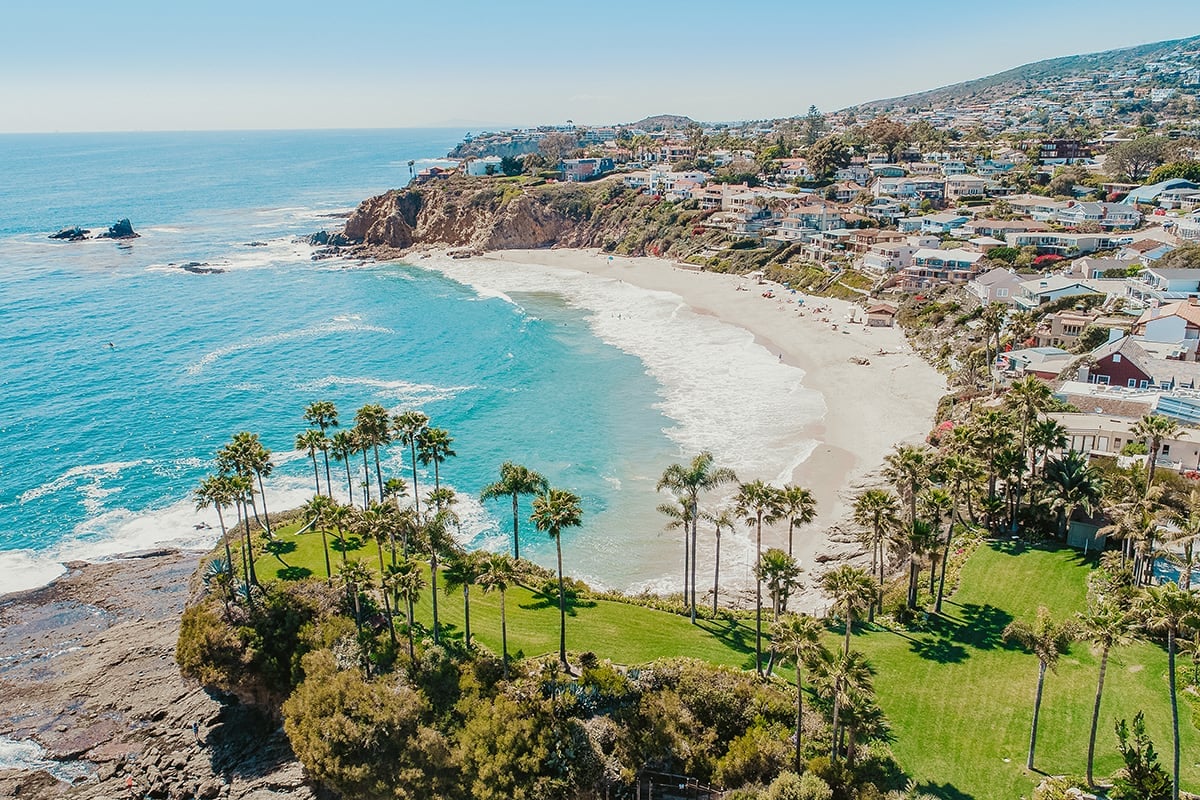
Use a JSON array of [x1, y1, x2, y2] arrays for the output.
[[478, 552, 522, 678], [225, 472, 258, 592], [973, 409, 1014, 504], [330, 429, 357, 507], [658, 452, 738, 623], [336, 559, 374, 638], [442, 549, 483, 649], [1003, 607, 1077, 771], [1028, 418, 1068, 478], [980, 302, 1007, 395], [480, 462, 549, 560], [920, 488, 954, 606], [757, 548, 802, 674], [392, 411, 429, 518], [295, 430, 326, 497], [820, 565, 876, 656], [852, 489, 901, 618], [354, 403, 392, 501], [1131, 414, 1185, 489], [218, 432, 275, 537], [195, 474, 238, 585], [304, 400, 339, 497], [736, 480, 784, 675], [1139, 582, 1200, 800], [780, 484, 817, 558], [1167, 488, 1200, 591], [771, 613, 827, 772], [1006, 375, 1053, 527], [421, 507, 458, 644], [884, 444, 932, 528], [1078, 599, 1139, 789], [357, 502, 391, 576], [811, 647, 876, 763], [327, 502, 355, 565], [351, 425, 373, 507], [703, 508, 737, 615], [386, 558, 425, 660], [656, 498, 692, 607], [300, 493, 336, 580], [530, 487, 584, 671], [1043, 451, 1104, 540], [417, 427, 456, 506]]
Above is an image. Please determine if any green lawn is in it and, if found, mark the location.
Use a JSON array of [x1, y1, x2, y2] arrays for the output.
[[250, 526, 1199, 800]]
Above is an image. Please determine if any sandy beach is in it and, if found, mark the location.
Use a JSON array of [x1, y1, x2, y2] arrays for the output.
[[420, 248, 947, 610]]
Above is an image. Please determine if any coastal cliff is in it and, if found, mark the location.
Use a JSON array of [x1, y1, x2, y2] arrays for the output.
[[327, 175, 719, 260]]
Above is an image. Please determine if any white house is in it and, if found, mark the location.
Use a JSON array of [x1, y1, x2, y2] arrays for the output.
[[967, 267, 1023, 305], [944, 174, 989, 201], [1055, 202, 1141, 230]]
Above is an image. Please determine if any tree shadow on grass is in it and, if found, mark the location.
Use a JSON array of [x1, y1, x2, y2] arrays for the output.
[[519, 593, 597, 616], [276, 565, 312, 581], [331, 536, 364, 554], [917, 781, 975, 800], [694, 617, 760, 670], [264, 540, 296, 565], [909, 636, 969, 663], [941, 602, 1014, 650]]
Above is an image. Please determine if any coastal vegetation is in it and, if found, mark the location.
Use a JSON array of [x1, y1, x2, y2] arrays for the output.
[[176, 389, 1200, 800]]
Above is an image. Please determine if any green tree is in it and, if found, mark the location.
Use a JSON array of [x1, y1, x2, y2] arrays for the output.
[[480, 462, 549, 560], [303, 400, 339, 497], [218, 431, 275, 538], [1106, 136, 1172, 181], [780, 485, 817, 559], [477, 552, 522, 677], [354, 403, 392, 501], [810, 647, 875, 763], [806, 135, 851, 180], [1111, 712, 1172, 800], [417, 427, 456, 505], [1003, 607, 1077, 770], [393, 411, 429, 517], [1043, 451, 1104, 539], [330, 429, 358, 507], [295, 429, 327, 497], [530, 488, 584, 671], [736, 480, 785, 675], [852, 488, 901, 619], [442, 549, 484, 649], [301, 494, 336, 580], [658, 452, 738, 623], [195, 474, 238, 586], [757, 548, 803, 674], [819, 565, 876, 656], [1138, 582, 1200, 800], [771, 613, 827, 773], [386, 557, 425, 660], [1078, 599, 1140, 789], [704, 507, 737, 615], [1131, 414, 1184, 488]]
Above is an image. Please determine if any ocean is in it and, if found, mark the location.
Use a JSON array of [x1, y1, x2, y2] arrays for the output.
[[0, 129, 817, 596]]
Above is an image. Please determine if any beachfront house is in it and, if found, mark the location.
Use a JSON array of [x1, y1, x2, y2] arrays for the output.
[[866, 304, 898, 327], [1126, 267, 1200, 305], [1055, 201, 1141, 230], [898, 247, 984, 289], [966, 267, 1023, 306], [997, 346, 1074, 380], [920, 212, 969, 234]]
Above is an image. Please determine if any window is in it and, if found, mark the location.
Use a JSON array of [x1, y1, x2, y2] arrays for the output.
[[997, 288, 1009, 298], [1139, 380, 1149, 388], [1113, 354, 1122, 363], [1163, 445, 1171, 455], [1128, 379, 1137, 387]]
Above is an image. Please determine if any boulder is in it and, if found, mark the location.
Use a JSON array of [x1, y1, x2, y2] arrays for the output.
[[97, 219, 139, 240], [48, 227, 90, 241]]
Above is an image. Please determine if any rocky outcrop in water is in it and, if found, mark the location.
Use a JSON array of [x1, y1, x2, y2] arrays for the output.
[[48, 227, 91, 241], [97, 219, 139, 240]]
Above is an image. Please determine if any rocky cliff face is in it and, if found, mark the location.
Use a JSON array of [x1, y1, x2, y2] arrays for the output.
[[329, 176, 657, 258]]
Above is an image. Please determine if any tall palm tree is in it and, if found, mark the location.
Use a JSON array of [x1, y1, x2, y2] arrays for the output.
[[771, 613, 827, 772], [1006, 375, 1053, 525], [658, 452, 738, 623], [1003, 607, 1077, 771], [1078, 599, 1139, 789], [757, 548, 802, 675], [780, 484, 817, 558], [225, 472, 258, 592], [442, 549, 483, 649], [980, 302, 1007, 395], [1043, 451, 1104, 540], [1028, 418, 1068, 478], [195, 474, 238, 585], [972, 409, 1014, 503], [327, 502, 355, 565], [811, 647, 876, 763], [531, 487, 584, 671], [295, 430, 327, 497], [386, 558, 425, 660], [351, 426, 373, 507], [656, 498, 692, 607], [421, 506, 458, 644], [300, 493, 336, 580], [354, 403, 392, 501], [1139, 582, 1200, 800], [736, 480, 784, 675], [884, 444, 933, 528], [480, 462, 549, 560], [1131, 414, 1185, 489], [304, 400, 339, 498], [392, 411, 429, 518], [330, 429, 357, 507], [218, 432, 275, 537], [820, 565, 876, 656], [703, 508, 737, 615], [478, 552, 522, 678], [1167, 488, 1200, 591], [336, 559, 374, 639], [920, 488, 953, 605], [852, 489, 901, 618], [417, 427, 456, 506], [357, 502, 391, 576]]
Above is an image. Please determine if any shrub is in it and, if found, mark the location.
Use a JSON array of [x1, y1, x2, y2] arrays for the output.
[[766, 770, 833, 800]]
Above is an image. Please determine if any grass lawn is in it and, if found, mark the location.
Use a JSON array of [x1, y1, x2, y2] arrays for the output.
[[249, 525, 1199, 800]]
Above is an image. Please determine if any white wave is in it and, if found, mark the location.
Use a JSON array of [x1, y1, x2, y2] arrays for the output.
[[421, 257, 825, 483], [295, 376, 472, 407], [18, 460, 148, 505], [187, 320, 395, 375], [0, 736, 93, 783]]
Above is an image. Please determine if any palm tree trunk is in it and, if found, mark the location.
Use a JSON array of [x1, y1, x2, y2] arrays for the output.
[[372, 444, 384, 501], [1028, 660, 1047, 770], [788, 521, 795, 558], [1169, 630, 1180, 800], [215, 506, 234, 583], [755, 516, 763, 677], [907, 559, 919, 609], [409, 441, 420, 518], [430, 554, 440, 643], [683, 516, 690, 613], [319, 525, 331, 580], [310, 454, 321, 497], [343, 461, 354, 507], [321, 449, 333, 500], [241, 498, 259, 588], [511, 493, 521, 559], [794, 662, 804, 773], [936, 522, 952, 613], [1087, 646, 1110, 789], [406, 599, 415, 660], [831, 687, 841, 762], [499, 587, 509, 679], [361, 450, 372, 507], [462, 584, 472, 648], [556, 534, 568, 670], [713, 531, 721, 616], [255, 473, 272, 537], [382, 586, 397, 648], [690, 512, 698, 624], [844, 605, 852, 656]]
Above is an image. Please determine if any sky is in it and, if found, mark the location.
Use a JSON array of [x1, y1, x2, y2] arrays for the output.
[[2, 0, 1198, 133]]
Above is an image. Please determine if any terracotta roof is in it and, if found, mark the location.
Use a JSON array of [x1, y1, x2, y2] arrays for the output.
[[1135, 300, 1200, 329], [866, 304, 898, 315]]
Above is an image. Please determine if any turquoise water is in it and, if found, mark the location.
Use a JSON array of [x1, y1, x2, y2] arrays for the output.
[[0, 130, 687, 592]]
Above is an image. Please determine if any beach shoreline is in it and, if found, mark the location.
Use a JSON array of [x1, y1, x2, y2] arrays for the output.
[[416, 247, 948, 610]]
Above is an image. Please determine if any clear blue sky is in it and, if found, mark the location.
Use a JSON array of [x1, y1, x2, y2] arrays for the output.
[[2, 0, 1197, 132]]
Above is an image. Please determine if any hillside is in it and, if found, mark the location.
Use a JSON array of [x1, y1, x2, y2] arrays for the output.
[[853, 34, 1200, 111]]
